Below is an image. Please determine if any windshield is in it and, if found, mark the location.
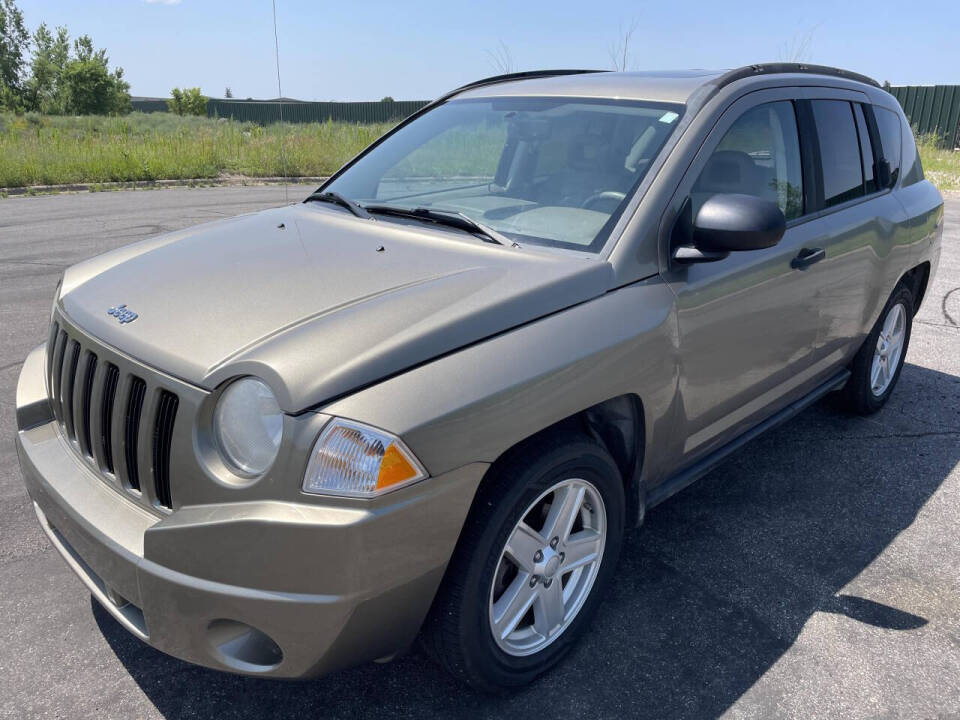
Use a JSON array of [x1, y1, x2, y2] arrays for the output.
[[323, 97, 683, 253]]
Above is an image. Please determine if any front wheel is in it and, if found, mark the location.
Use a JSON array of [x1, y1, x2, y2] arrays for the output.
[[420, 434, 625, 691], [843, 283, 914, 414]]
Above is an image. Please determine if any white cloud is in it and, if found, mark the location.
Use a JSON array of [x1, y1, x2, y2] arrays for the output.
[[145, 0, 182, 5]]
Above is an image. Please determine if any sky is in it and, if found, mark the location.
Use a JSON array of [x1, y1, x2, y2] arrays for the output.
[[16, 0, 958, 101]]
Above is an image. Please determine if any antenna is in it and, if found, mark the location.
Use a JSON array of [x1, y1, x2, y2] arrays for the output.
[[271, 0, 289, 204]]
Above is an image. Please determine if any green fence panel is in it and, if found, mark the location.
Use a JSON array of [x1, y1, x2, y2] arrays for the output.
[[131, 99, 171, 113], [205, 99, 429, 125], [889, 85, 960, 147], [946, 87, 960, 148], [131, 98, 430, 125]]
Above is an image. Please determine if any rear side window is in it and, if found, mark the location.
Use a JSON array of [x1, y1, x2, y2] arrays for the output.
[[810, 100, 864, 207], [873, 106, 902, 188], [692, 100, 803, 220]]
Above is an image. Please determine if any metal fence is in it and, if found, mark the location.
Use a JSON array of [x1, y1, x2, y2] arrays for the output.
[[132, 88, 960, 147], [889, 85, 960, 148], [131, 97, 429, 125]]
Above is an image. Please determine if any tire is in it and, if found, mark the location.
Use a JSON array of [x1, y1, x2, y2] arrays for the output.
[[420, 432, 625, 692], [842, 283, 914, 415]]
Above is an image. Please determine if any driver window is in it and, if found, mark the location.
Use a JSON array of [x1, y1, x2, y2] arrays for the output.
[[692, 101, 803, 220]]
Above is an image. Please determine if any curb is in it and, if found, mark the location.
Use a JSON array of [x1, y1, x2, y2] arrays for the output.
[[1, 176, 328, 197]]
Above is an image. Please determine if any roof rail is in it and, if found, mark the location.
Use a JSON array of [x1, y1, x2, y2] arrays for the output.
[[436, 69, 609, 104], [715, 63, 881, 89]]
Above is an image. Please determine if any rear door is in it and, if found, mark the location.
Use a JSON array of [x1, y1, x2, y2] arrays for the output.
[[660, 88, 836, 465], [797, 90, 909, 364]]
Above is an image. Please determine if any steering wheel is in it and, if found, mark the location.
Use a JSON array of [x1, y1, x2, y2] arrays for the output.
[[581, 191, 626, 212]]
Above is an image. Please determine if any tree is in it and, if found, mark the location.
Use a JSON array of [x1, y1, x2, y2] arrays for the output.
[[777, 26, 818, 63], [168, 87, 207, 116], [24, 23, 70, 114], [60, 35, 130, 115], [608, 19, 639, 71], [224, 86, 233, 98], [0, 0, 29, 108], [485, 40, 514, 74], [380, 96, 394, 103], [62, 59, 112, 114]]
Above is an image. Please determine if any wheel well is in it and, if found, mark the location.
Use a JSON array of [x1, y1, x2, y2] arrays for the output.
[[486, 394, 646, 527], [901, 262, 930, 315]]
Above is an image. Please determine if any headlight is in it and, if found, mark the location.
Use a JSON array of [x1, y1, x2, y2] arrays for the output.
[[213, 378, 283, 475], [302, 419, 427, 497]]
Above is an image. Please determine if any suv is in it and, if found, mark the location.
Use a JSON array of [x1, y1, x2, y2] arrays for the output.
[[14, 64, 943, 691]]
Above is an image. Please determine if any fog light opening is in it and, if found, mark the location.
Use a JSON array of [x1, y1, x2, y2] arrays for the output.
[[207, 619, 283, 672]]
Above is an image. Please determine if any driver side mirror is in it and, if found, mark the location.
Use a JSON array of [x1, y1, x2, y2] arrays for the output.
[[673, 193, 787, 264]]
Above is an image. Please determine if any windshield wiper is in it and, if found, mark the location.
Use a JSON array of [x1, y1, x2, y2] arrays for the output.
[[304, 191, 372, 220], [363, 205, 513, 246]]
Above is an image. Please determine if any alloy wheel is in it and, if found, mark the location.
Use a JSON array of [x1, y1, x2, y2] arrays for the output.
[[870, 302, 907, 397], [488, 478, 607, 657]]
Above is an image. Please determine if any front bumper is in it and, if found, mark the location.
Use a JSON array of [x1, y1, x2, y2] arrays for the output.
[[15, 344, 486, 678]]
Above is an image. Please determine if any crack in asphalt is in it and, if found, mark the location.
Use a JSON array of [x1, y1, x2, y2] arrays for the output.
[[942, 286, 959, 326], [0, 260, 67, 269], [838, 430, 960, 441], [916, 318, 960, 330], [0, 361, 24, 373]]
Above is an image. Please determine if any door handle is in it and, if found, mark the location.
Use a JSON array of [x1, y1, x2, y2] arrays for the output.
[[791, 247, 825, 270]]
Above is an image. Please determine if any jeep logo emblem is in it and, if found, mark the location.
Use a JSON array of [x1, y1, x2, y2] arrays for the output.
[[107, 304, 138, 324]]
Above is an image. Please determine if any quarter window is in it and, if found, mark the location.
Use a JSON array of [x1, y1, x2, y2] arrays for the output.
[[872, 106, 902, 188], [692, 101, 803, 220], [811, 100, 865, 208], [901, 126, 925, 186]]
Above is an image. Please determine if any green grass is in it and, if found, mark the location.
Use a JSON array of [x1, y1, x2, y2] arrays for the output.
[[915, 134, 960, 192], [1, 112, 958, 193], [0, 112, 391, 188]]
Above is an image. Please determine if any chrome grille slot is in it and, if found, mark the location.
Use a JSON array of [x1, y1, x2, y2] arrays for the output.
[[44, 312, 189, 514], [100, 363, 120, 474], [79, 352, 98, 457], [46, 321, 59, 392], [62, 341, 81, 441], [153, 391, 179, 510], [124, 377, 147, 491], [50, 330, 67, 421]]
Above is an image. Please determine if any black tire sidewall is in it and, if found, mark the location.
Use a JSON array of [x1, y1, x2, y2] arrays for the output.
[[455, 439, 625, 690]]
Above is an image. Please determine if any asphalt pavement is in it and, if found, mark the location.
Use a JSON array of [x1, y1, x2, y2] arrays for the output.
[[1, 186, 958, 719]]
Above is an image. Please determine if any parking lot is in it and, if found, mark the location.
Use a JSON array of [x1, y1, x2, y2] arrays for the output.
[[1, 186, 958, 719]]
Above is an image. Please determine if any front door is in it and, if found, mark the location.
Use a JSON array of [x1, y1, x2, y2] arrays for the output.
[[662, 89, 833, 464]]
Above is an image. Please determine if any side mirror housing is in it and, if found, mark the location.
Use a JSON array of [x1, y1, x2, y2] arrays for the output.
[[692, 193, 786, 253]]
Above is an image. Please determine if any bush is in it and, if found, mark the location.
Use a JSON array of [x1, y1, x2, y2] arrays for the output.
[[168, 87, 207, 116]]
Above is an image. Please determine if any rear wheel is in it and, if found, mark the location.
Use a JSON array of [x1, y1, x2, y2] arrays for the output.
[[843, 284, 914, 414], [421, 434, 625, 691]]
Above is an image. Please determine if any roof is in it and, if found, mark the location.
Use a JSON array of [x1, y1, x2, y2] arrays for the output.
[[452, 64, 881, 106], [457, 70, 722, 105]]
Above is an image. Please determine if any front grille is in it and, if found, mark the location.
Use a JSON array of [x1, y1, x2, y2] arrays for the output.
[[46, 315, 183, 512]]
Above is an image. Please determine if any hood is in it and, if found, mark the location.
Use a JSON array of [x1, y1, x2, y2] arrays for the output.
[[61, 204, 613, 412]]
